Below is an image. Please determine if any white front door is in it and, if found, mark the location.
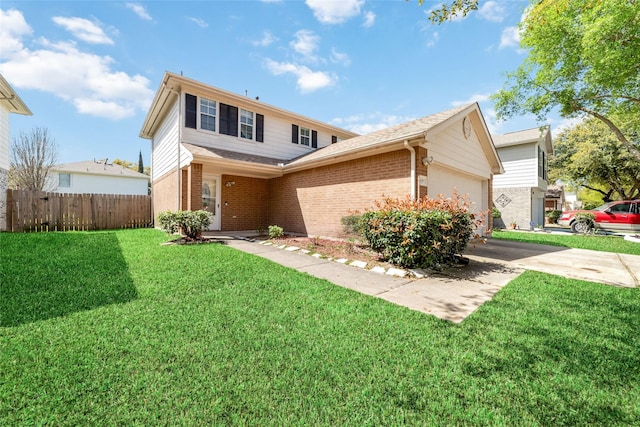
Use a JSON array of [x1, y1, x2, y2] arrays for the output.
[[202, 175, 221, 230]]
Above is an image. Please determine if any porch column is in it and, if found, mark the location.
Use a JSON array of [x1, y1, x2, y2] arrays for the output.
[[187, 163, 203, 211]]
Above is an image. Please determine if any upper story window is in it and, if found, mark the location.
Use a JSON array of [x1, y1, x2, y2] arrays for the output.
[[538, 146, 548, 181], [291, 124, 318, 148], [240, 109, 254, 140], [184, 93, 264, 142], [59, 173, 71, 188], [200, 98, 216, 132], [300, 127, 310, 146]]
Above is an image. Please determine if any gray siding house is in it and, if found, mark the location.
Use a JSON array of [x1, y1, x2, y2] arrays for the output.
[[492, 126, 553, 229]]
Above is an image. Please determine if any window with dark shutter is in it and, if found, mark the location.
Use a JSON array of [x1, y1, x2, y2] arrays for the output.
[[332, 135, 337, 144], [256, 114, 264, 142], [219, 103, 238, 137], [312, 130, 318, 148], [185, 93, 197, 129], [292, 124, 299, 144]]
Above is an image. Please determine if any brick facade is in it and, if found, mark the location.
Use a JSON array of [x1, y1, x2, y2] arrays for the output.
[[269, 150, 411, 236], [152, 170, 180, 219]]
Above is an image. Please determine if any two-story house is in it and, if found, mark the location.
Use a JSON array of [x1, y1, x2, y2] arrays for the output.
[[0, 74, 32, 231], [140, 72, 503, 237], [47, 160, 149, 195], [492, 127, 553, 229]]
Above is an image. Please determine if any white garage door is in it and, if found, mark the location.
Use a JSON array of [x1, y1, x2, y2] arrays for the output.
[[427, 165, 488, 217]]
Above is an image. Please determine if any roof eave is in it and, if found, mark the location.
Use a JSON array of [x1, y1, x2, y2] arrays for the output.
[[0, 75, 32, 116]]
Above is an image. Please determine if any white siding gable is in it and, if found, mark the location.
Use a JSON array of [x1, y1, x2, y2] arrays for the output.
[[427, 117, 493, 180], [51, 171, 148, 195]]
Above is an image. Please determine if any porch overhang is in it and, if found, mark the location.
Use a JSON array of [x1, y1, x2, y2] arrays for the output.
[[182, 143, 284, 179]]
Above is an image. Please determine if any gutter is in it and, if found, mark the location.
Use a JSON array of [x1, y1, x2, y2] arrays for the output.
[[404, 140, 416, 200]]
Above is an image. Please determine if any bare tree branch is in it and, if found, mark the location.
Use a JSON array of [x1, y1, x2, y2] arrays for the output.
[[9, 127, 59, 191]]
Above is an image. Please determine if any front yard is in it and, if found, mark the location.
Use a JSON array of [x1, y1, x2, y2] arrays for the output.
[[1, 229, 639, 425]]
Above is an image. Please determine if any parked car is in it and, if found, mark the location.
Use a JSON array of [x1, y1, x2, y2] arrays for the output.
[[558, 200, 640, 233]]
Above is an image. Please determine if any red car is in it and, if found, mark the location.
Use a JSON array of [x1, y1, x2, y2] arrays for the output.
[[558, 200, 640, 233]]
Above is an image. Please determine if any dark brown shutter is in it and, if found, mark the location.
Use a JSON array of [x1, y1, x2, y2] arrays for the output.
[[331, 135, 337, 144], [220, 103, 238, 137], [256, 113, 264, 142], [185, 94, 197, 129], [311, 130, 318, 148], [292, 124, 299, 144]]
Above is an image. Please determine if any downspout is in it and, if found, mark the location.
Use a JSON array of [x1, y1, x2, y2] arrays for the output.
[[164, 83, 181, 211], [404, 140, 416, 200]]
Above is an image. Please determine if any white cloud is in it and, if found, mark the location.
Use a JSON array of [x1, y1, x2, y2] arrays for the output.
[[305, 0, 365, 25], [426, 31, 439, 48], [252, 30, 278, 47], [290, 29, 320, 61], [550, 116, 584, 136], [0, 9, 32, 53], [331, 112, 416, 134], [0, 10, 153, 120], [188, 17, 208, 28], [52, 16, 114, 45], [499, 26, 520, 49], [478, 1, 506, 23], [330, 48, 350, 66], [264, 59, 335, 93], [451, 93, 491, 107], [363, 11, 375, 28], [125, 3, 152, 21]]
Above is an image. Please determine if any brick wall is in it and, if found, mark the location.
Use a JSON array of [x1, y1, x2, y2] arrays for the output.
[[493, 186, 532, 229], [188, 163, 203, 211], [269, 150, 411, 236], [220, 174, 270, 231], [152, 170, 179, 223]]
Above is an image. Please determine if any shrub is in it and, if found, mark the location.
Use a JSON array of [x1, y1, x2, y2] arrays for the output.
[[492, 206, 501, 218], [157, 210, 211, 239], [360, 193, 484, 269], [545, 209, 561, 223], [268, 225, 284, 239], [341, 214, 363, 235], [574, 212, 596, 223]]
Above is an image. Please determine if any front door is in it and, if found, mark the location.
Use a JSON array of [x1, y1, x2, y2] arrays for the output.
[[202, 176, 221, 230]]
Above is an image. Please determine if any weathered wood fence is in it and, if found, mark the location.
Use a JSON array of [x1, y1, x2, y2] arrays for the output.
[[6, 190, 152, 232]]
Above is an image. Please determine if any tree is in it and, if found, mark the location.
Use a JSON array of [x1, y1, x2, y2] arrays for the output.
[[492, 0, 640, 162], [550, 118, 640, 202], [138, 150, 144, 174], [9, 127, 58, 191], [415, 0, 479, 24]]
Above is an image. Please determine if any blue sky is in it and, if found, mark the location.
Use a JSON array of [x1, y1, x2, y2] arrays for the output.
[[0, 0, 569, 166]]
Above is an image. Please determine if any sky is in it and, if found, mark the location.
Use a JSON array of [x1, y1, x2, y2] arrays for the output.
[[0, 0, 571, 167]]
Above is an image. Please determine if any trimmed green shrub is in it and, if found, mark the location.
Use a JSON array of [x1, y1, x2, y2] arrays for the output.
[[492, 206, 502, 218], [157, 210, 211, 239], [360, 193, 484, 269], [341, 214, 363, 235], [268, 225, 284, 239], [545, 209, 561, 223]]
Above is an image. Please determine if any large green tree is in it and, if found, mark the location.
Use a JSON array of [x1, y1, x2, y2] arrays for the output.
[[492, 0, 640, 162], [551, 118, 640, 201]]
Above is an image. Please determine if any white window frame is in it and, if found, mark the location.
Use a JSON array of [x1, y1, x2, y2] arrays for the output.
[[300, 127, 310, 146], [200, 98, 217, 132], [59, 173, 71, 188], [240, 109, 254, 140]]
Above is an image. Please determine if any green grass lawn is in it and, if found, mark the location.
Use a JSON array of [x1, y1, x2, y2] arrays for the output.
[[493, 229, 640, 256], [1, 229, 639, 425]]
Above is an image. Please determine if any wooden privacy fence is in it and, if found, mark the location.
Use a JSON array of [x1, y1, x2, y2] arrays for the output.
[[6, 190, 152, 232]]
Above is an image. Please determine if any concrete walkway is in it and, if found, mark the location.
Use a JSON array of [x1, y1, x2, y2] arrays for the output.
[[209, 233, 640, 323]]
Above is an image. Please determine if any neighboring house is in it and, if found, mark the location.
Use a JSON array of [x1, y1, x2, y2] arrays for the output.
[[492, 126, 553, 229], [544, 184, 564, 211], [140, 72, 503, 237], [0, 74, 32, 231], [47, 160, 149, 195]]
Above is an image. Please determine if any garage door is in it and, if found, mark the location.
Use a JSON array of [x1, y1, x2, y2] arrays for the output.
[[427, 165, 486, 213]]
